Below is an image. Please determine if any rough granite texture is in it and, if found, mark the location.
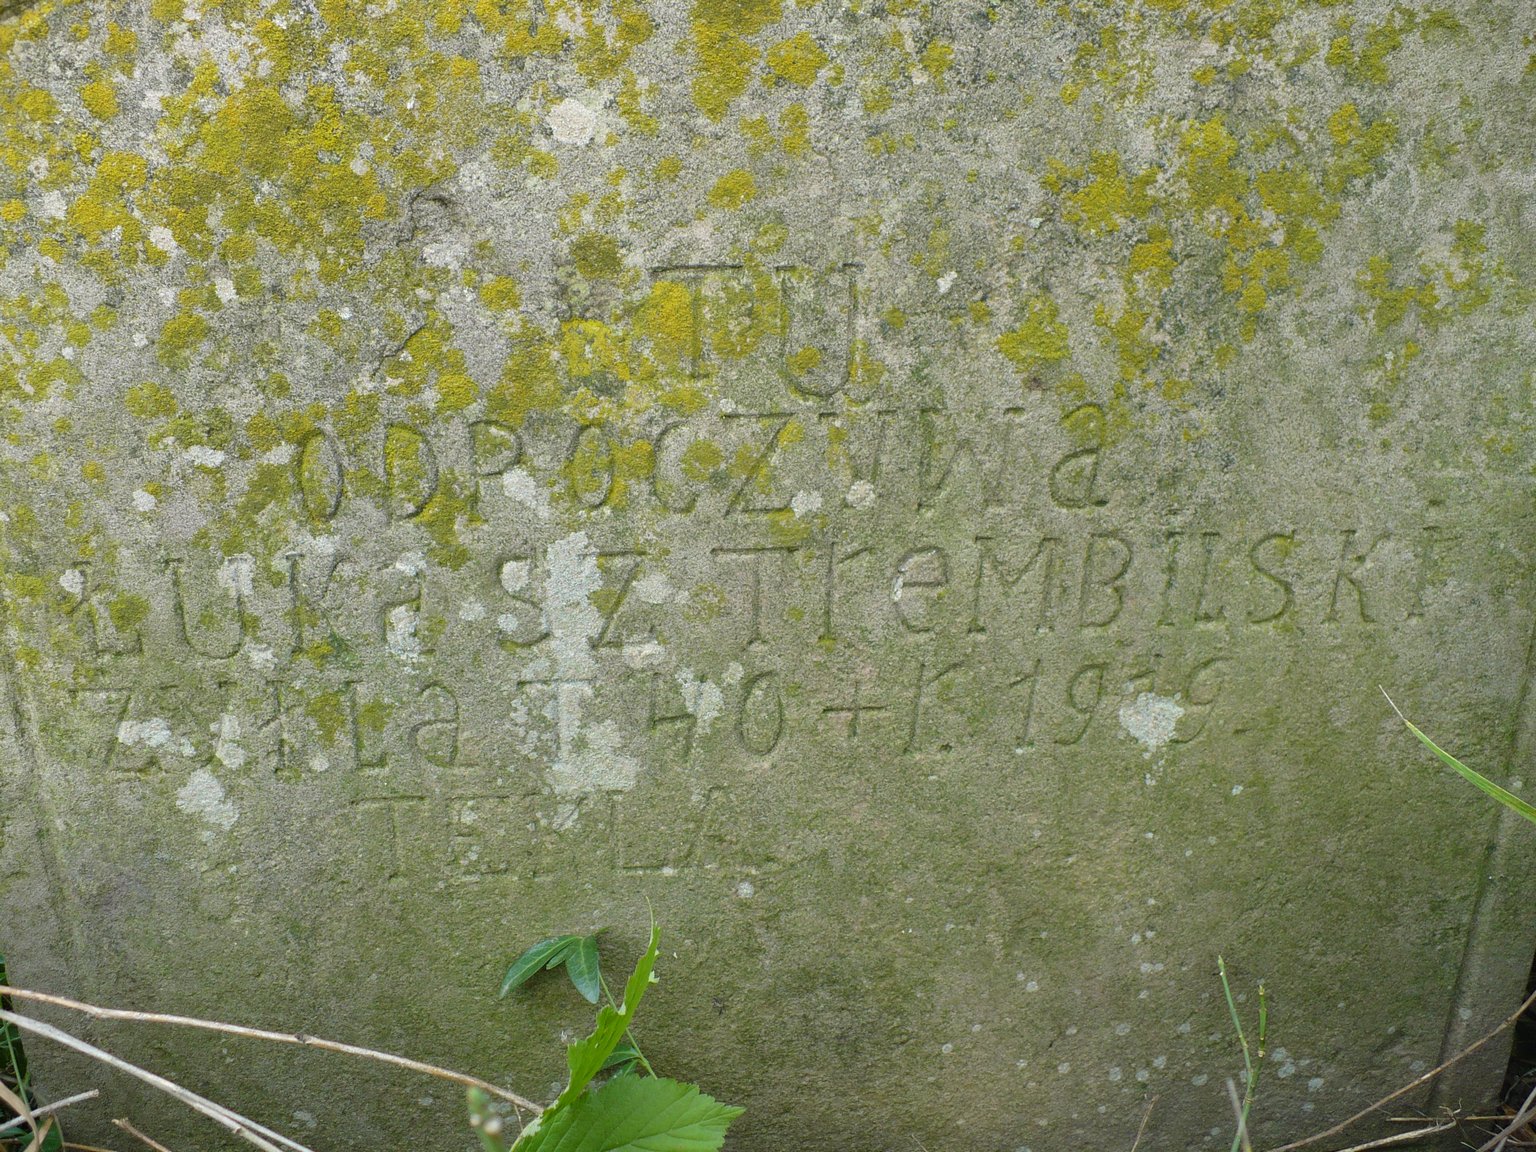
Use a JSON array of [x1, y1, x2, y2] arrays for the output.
[[2, 0, 1536, 1149]]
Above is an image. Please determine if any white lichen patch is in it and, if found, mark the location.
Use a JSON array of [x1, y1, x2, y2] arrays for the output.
[[117, 717, 173, 748], [546, 531, 601, 678], [132, 488, 158, 511], [176, 768, 238, 831], [211, 713, 246, 770], [846, 480, 876, 509], [1118, 692, 1184, 756], [185, 445, 227, 468], [218, 553, 254, 597], [790, 490, 823, 518], [677, 668, 724, 734], [58, 568, 85, 598], [502, 467, 552, 518], [632, 571, 677, 605], [547, 98, 598, 146], [386, 603, 423, 663]]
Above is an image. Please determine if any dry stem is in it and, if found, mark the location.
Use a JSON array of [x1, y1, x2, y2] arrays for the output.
[[0, 1009, 303, 1152], [112, 1118, 177, 1152], [1265, 983, 1536, 1152], [1128, 1094, 1158, 1152], [0, 1090, 101, 1137], [0, 985, 540, 1118]]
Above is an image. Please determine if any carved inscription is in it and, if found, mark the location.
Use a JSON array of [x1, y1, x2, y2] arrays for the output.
[[4, 260, 1462, 894]]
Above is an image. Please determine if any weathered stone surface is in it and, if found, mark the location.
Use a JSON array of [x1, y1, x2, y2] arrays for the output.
[[2, 1, 1536, 1149]]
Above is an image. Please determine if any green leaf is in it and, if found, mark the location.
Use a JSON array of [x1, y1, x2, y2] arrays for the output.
[[600, 1042, 642, 1073], [1386, 691, 1536, 825], [513, 1075, 741, 1152], [554, 923, 661, 1111], [499, 936, 582, 998], [566, 936, 602, 1004]]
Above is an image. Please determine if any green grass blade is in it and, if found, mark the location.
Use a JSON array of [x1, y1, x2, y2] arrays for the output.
[[1383, 690, 1536, 826]]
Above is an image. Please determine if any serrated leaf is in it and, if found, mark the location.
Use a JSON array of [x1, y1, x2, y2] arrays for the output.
[[513, 1075, 741, 1152], [566, 936, 602, 1004], [554, 923, 660, 1111], [499, 936, 582, 998], [599, 1042, 641, 1072]]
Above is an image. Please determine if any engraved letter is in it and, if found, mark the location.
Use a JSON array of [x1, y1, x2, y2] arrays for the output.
[[296, 429, 344, 522], [1326, 529, 1386, 624], [893, 548, 949, 634], [384, 423, 439, 519], [1247, 533, 1294, 625], [1078, 533, 1132, 629], [736, 672, 784, 756], [1048, 403, 1109, 509]]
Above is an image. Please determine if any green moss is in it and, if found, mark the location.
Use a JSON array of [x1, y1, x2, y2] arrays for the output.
[[157, 311, 209, 369], [571, 232, 624, 280], [688, 0, 782, 121], [124, 382, 178, 420], [998, 296, 1070, 377], [765, 31, 828, 86], [707, 169, 757, 211]]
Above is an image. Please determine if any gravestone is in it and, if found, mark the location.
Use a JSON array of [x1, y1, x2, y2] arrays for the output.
[[2, 0, 1536, 1149]]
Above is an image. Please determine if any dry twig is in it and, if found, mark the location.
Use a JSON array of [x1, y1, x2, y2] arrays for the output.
[[111, 1118, 176, 1152], [0, 1008, 303, 1152], [1475, 1082, 1536, 1152], [1265, 983, 1536, 1152], [1328, 1120, 1457, 1151], [0, 1090, 101, 1137], [1128, 1094, 1158, 1152], [0, 985, 539, 1118]]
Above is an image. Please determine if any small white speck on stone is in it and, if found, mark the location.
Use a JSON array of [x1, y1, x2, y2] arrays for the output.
[[1056, 1062, 1071, 1074], [1308, 1077, 1325, 1092], [846, 480, 876, 508], [59, 569, 85, 598], [1118, 692, 1185, 755], [790, 490, 823, 518], [186, 446, 226, 468], [503, 468, 552, 518], [1231, 784, 1244, 795], [40, 191, 66, 220], [499, 558, 533, 593], [176, 768, 238, 830], [394, 551, 427, 577], [937, 270, 957, 294], [735, 881, 755, 899], [118, 718, 173, 748], [547, 98, 598, 146], [459, 600, 487, 622], [148, 225, 179, 253], [218, 554, 255, 598]]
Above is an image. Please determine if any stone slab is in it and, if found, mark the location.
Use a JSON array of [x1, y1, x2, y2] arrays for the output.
[[3, 1, 1536, 1149]]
